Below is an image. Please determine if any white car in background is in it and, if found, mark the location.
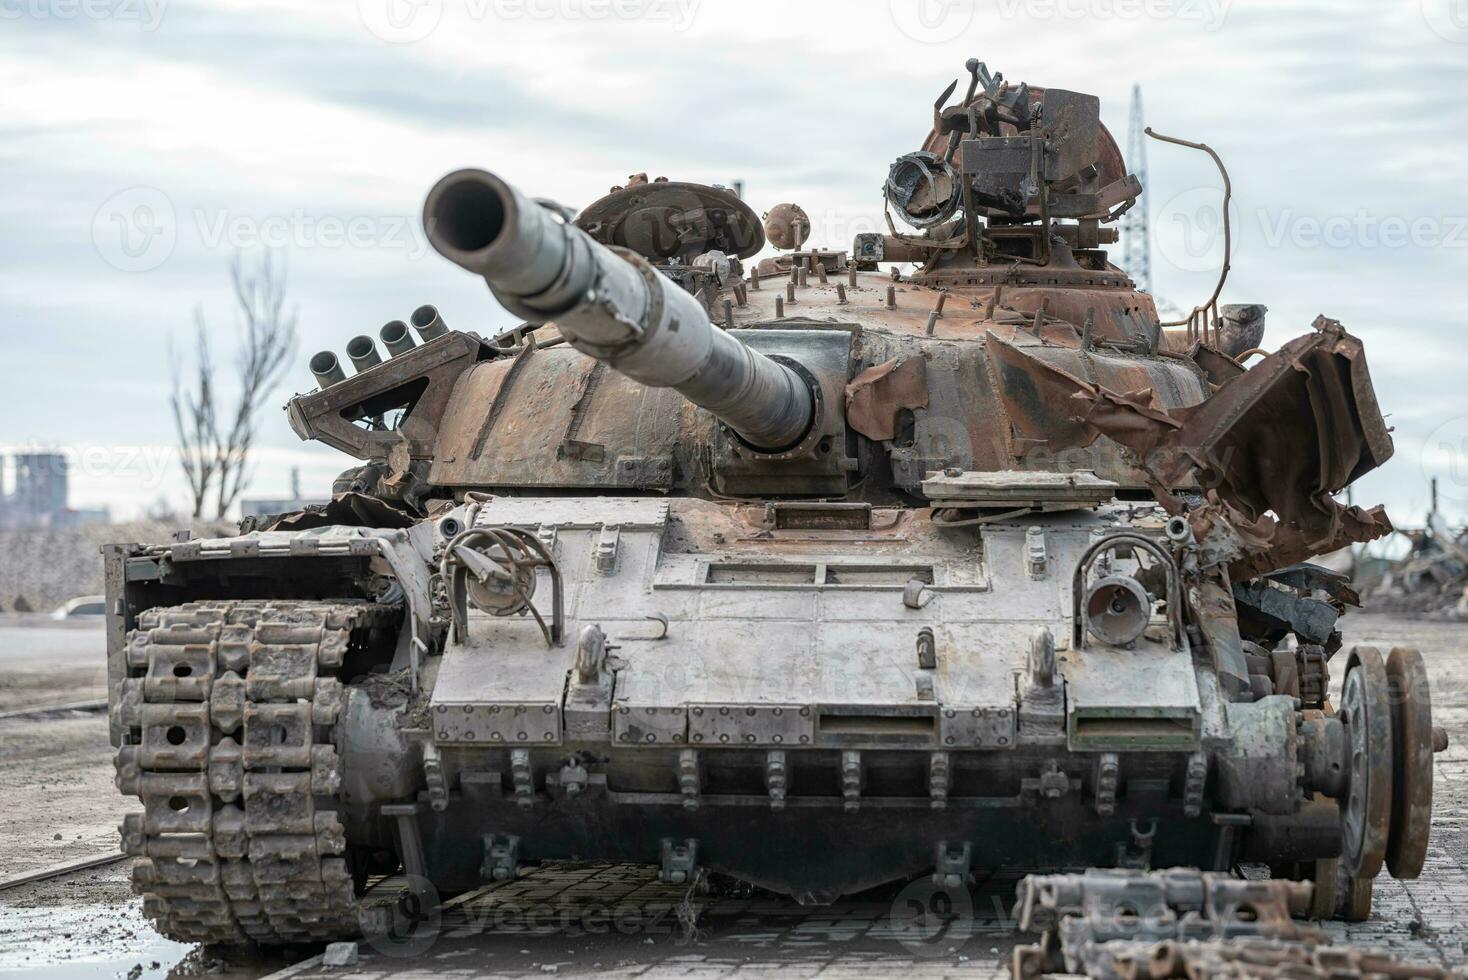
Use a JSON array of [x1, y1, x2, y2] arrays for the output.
[[50, 595, 107, 620]]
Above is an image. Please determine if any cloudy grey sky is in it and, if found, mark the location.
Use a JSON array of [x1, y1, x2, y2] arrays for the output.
[[3, 0, 1466, 529]]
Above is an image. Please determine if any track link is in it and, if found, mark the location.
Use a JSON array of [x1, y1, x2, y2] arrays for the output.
[[114, 600, 398, 945]]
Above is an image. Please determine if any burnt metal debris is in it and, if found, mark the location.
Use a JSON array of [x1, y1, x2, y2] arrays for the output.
[[1009, 868, 1464, 979], [1363, 508, 1468, 620], [104, 59, 1442, 946]]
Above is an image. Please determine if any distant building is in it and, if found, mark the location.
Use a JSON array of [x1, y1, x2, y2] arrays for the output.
[[12, 453, 67, 515], [0, 452, 109, 529]]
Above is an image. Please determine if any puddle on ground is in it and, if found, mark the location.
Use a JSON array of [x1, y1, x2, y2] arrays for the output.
[[0, 902, 190, 979], [0, 904, 300, 980]]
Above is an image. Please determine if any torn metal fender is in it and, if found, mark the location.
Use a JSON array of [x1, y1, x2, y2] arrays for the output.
[[1073, 316, 1393, 544], [987, 317, 1395, 575], [844, 355, 929, 441]]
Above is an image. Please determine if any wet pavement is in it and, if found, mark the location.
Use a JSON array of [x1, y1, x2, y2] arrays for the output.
[[322, 864, 1027, 978], [0, 617, 108, 712], [0, 862, 295, 980]]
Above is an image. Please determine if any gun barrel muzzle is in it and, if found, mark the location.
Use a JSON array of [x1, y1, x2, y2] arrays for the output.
[[423, 168, 813, 451], [309, 350, 346, 389]]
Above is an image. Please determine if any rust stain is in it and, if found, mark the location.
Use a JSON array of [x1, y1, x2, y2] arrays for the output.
[[845, 356, 929, 441]]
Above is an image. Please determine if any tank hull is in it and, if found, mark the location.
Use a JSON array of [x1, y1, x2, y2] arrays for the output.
[[104, 494, 1379, 943]]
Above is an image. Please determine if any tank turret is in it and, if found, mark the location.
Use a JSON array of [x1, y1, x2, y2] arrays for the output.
[[423, 168, 813, 453]]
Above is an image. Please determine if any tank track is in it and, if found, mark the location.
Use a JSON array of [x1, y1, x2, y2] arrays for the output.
[[1085, 938, 1464, 979], [1011, 869, 1461, 979], [114, 599, 399, 945]]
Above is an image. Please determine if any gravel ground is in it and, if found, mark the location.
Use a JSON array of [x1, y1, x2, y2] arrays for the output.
[[0, 523, 227, 616], [0, 620, 119, 880], [0, 712, 124, 878], [0, 611, 1462, 979]]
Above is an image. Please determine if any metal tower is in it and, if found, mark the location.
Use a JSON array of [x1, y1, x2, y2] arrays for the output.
[[1120, 84, 1151, 293]]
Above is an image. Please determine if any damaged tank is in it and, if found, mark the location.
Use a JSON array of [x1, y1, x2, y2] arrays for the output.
[[105, 59, 1444, 945]]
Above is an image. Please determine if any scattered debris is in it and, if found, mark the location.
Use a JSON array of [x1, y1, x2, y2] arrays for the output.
[[1009, 868, 1464, 979], [675, 868, 708, 945], [321, 942, 359, 968], [1364, 511, 1468, 619]]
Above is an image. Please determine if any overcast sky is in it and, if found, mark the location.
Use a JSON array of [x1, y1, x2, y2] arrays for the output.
[[3, 0, 1466, 531]]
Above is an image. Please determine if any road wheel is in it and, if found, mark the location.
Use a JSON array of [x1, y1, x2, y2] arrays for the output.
[[1339, 646, 1392, 880], [1385, 646, 1434, 879]]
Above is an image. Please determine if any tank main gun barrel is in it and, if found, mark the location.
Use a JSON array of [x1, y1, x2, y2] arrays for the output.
[[422, 168, 814, 452]]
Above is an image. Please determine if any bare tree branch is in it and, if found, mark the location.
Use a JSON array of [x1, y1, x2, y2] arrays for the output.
[[169, 311, 218, 519], [171, 249, 298, 520], [213, 250, 298, 518]]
